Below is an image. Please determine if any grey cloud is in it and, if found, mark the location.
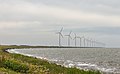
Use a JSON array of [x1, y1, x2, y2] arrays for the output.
[[25, 0, 120, 16], [0, 0, 120, 24], [0, 0, 120, 47], [70, 27, 120, 35]]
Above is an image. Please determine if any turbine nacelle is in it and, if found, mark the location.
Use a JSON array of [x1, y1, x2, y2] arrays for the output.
[[65, 31, 72, 46], [56, 32, 63, 38], [73, 33, 77, 40], [65, 31, 72, 39]]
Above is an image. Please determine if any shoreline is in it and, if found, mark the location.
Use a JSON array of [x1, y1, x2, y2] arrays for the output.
[[7, 48, 116, 74], [0, 45, 101, 74]]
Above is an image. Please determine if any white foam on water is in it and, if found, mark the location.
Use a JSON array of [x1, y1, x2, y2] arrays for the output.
[[77, 63, 95, 67], [75, 62, 118, 73], [96, 67, 117, 73], [7, 49, 20, 54]]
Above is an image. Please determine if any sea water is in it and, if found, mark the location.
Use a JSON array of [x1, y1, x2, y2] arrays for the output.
[[7, 48, 120, 74]]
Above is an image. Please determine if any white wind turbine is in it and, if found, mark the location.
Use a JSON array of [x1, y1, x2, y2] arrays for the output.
[[56, 27, 64, 47], [73, 33, 77, 47], [85, 38, 89, 47], [65, 31, 72, 46], [77, 36, 82, 47], [92, 39, 96, 47], [90, 38, 93, 47], [87, 38, 92, 47], [82, 36, 86, 47], [95, 40, 98, 47]]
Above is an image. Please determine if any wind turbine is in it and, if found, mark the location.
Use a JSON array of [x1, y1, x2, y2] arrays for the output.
[[95, 41, 99, 47], [92, 39, 96, 47], [86, 38, 90, 47], [77, 36, 82, 47], [65, 31, 72, 46], [73, 33, 77, 47], [88, 38, 92, 47], [82, 36, 86, 47], [56, 27, 64, 47], [90, 39, 93, 47]]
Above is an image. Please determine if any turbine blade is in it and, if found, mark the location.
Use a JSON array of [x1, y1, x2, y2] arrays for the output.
[[60, 33, 63, 38], [69, 31, 72, 35], [60, 27, 63, 32], [70, 36, 72, 39], [73, 37, 76, 40], [74, 33, 76, 37]]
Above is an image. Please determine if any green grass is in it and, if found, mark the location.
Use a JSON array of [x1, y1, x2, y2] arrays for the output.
[[0, 68, 20, 74], [0, 45, 101, 74]]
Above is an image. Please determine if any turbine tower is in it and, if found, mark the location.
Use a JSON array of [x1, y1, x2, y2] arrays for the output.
[[77, 36, 82, 47], [56, 27, 64, 47], [92, 39, 96, 47], [86, 38, 89, 47], [87, 38, 92, 47], [65, 31, 72, 46], [90, 38, 93, 47], [73, 33, 77, 47], [82, 36, 86, 47]]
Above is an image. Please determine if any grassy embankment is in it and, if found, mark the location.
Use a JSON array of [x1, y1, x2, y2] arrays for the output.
[[0, 45, 101, 74]]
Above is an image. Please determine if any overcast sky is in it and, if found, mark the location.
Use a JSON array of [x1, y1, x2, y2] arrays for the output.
[[0, 0, 120, 47]]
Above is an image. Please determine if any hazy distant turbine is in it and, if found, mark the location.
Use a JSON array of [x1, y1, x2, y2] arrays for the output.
[[77, 36, 82, 47], [82, 36, 86, 47], [56, 27, 63, 46], [65, 31, 72, 46], [73, 33, 77, 47], [56, 28, 105, 47]]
